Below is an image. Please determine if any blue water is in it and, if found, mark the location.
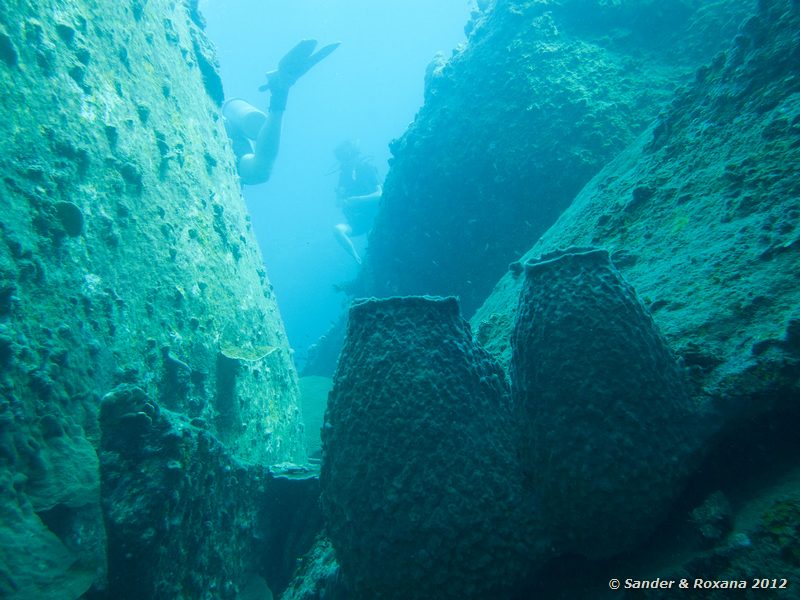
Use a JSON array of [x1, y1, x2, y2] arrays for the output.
[[200, 0, 470, 366]]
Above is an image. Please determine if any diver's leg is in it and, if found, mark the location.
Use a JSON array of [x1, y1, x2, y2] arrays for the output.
[[237, 41, 339, 186], [237, 90, 287, 185], [333, 223, 362, 265]]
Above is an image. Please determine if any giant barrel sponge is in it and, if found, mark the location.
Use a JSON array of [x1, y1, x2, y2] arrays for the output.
[[321, 296, 532, 599], [511, 247, 697, 559]]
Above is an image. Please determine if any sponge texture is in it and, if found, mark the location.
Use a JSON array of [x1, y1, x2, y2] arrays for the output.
[[321, 296, 532, 599], [511, 247, 696, 558]]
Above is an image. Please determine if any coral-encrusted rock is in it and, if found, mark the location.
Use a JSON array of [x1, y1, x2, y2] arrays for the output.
[[511, 248, 697, 559], [99, 385, 264, 599], [99, 385, 323, 599], [321, 296, 533, 599], [357, 0, 753, 317], [280, 535, 346, 600], [0, 0, 305, 592]]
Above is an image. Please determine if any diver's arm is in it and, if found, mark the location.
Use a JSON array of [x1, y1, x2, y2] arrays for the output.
[[345, 185, 383, 204]]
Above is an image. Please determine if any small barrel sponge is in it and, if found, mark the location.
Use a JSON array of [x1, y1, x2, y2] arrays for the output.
[[321, 296, 532, 599], [511, 248, 696, 559]]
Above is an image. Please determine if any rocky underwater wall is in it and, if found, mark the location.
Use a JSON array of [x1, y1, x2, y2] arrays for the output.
[[473, 0, 800, 426], [0, 0, 308, 597], [356, 0, 756, 317]]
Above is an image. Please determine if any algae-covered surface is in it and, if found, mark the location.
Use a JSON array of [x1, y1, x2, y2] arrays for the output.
[[0, 0, 306, 596]]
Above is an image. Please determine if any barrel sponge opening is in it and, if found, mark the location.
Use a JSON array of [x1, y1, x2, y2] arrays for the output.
[[511, 247, 697, 559]]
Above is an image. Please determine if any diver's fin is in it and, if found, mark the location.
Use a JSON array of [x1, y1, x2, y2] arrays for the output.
[[258, 39, 341, 92], [278, 39, 320, 74], [303, 41, 340, 73]]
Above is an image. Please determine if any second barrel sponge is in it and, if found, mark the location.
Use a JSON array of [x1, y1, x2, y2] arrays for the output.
[[511, 247, 698, 559]]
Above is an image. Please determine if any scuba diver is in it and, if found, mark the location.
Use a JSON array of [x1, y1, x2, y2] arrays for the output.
[[222, 39, 340, 185], [332, 141, 382, 265]]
